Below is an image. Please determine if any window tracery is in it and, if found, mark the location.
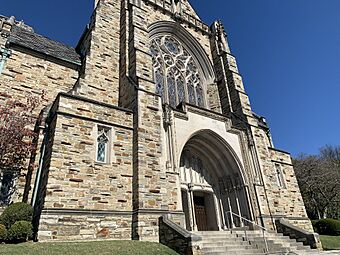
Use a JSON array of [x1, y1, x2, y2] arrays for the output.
[[150, 35, 205, 108]]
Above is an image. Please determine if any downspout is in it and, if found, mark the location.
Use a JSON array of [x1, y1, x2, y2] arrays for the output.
[[0, 48, 11, 74], [31, 122, 49, 208]]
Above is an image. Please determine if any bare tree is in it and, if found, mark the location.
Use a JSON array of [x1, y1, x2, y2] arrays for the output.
[[293, 146, 340, 220]]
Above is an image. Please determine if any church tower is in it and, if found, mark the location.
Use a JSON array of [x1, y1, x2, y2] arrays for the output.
[[0, 0, 319, 250]]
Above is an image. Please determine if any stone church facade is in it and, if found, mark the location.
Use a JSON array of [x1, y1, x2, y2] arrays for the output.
[[0, 0, 314, 242]]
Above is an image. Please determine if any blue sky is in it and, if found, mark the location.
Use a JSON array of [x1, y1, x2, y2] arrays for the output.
[[1, 0, 339, 156]]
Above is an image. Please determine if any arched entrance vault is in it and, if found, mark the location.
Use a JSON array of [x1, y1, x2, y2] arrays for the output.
[[179, 130, 252, 231]]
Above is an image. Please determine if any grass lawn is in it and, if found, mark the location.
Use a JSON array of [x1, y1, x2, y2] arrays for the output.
[[320, 235, 340, 250], [0, 240, 180, 255]]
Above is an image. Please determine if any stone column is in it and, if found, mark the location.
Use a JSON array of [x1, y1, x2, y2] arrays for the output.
[[219, 197, 227, 230], [227, 196, 235, 229], [189, 186, 198, 231], [213, 193, 222, 230], [235, 188, 244, 227], [185, 188, 193, 231]]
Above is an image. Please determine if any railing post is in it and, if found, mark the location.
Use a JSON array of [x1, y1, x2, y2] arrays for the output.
[[226, 211, 231, 231], [219, 198, 227, 230], [243, 218, 248, 241], [263, 228, 269, 253], [235, 195, 244, 227], [227, 198, 235, 228]]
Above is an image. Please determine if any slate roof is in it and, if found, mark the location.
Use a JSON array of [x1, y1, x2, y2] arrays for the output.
[[7, 26, 82, 66]]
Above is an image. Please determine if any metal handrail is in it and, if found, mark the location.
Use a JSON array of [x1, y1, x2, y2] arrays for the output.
[[226, 211, 269, 254]]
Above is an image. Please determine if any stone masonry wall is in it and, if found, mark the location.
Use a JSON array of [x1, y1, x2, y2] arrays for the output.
[[126, 0, 211, 240], [42, 94, 133, 211], [34, 93, 134, 240], [77, 0, 121, 106], [251, 126, 313, 232], [216, 20, 314, 233], [38, 211, 132, 241], [0, 47, 79, 203]]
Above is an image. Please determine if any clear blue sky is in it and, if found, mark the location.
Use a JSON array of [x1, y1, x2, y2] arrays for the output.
[[1, 0, 339, 156]]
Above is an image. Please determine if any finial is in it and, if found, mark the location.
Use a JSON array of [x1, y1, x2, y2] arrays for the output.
[[5, 16, 15, 26], [212, 20, 230, 54]]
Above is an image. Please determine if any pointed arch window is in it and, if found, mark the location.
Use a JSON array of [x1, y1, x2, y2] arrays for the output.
[[96, 126, 111, 163], [150, 35, 205, 108], [275, 164, 286, 189]]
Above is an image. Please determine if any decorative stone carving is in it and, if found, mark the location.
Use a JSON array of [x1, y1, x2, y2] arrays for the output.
[[172, 0, 182, 16], [212, 20, 230, 54]]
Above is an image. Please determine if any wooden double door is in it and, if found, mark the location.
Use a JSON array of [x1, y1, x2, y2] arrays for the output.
[[194, 196, 208, 231]]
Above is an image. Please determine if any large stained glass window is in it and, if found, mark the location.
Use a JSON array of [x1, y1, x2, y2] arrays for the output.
[[150, 35, 205, 108]]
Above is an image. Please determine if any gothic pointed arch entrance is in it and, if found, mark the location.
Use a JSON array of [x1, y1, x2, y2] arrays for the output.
[[179, 130, 253, 231]]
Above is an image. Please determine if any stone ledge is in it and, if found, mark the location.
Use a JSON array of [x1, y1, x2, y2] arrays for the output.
[[275, 218, 322, 250], [268, 147, 291, 155], [57, 92, 133, 113], [41, 208, 185, 217]]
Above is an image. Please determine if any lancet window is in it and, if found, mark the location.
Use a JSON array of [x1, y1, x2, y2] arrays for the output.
[[275, 164, 286, 189], [150, 35, 205, 108], [96, 126, 111, 163]]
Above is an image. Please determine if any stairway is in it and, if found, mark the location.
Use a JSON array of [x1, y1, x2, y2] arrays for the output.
[[193, 230, 320, 255]]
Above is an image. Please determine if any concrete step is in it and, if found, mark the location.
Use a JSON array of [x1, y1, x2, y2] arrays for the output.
[[202, 244, 257, 250], [202, 247, 264, 253], [204, 252, 266, 255], [193, 230, 315, 255], [201, 240, 251, 246]]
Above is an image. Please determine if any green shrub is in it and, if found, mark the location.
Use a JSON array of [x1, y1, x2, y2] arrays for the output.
[[0, 224, 7, 241], [313, 218, 340, 236], [7, 221, 33, 242], [0, 202, 33, 229]]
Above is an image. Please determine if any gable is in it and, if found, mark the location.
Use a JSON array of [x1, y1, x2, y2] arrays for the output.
[[181, 0, 201, 19]]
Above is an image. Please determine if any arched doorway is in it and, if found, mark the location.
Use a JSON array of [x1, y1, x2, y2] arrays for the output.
[[179, 131, 252, 231]]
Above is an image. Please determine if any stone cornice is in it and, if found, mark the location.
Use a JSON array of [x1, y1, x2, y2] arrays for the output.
[[268, 147, 291, 155], [57, 92, 133, 113], [173, 102, 231, 124]]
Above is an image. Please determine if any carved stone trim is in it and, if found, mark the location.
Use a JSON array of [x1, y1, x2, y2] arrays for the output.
[[143, 0, 210, 35]]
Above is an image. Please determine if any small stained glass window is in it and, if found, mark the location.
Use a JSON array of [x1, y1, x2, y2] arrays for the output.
[[97, 126, 110, 163]]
